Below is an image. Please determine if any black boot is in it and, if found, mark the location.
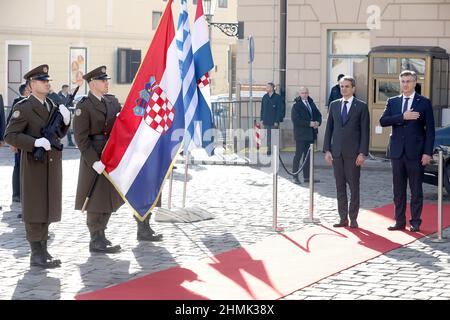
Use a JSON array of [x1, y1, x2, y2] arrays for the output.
[[99, 230, 112, 246], [41, 240, 61, 266], [89, 231, 121, 253], [136, 214, 163, 242], [30, 242, 60, 268]]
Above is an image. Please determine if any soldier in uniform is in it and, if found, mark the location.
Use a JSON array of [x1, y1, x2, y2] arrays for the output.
[[4, 65, 71, 268], [73, 66, 162, 254]]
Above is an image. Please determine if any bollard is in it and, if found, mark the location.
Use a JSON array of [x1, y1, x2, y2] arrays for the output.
[[168, 169, 174, 210], [272, 144, 284, 232], [432, 150, 447, 243], [182, 152, 190, 208], [303, 143, 320, 224]]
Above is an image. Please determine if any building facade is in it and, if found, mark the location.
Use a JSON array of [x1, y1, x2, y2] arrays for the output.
[[0, 0, 237, 106], [236, 0, 450, 148]]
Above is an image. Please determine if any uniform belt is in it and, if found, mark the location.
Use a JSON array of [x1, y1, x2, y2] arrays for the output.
[[89, 134, 109, 141]]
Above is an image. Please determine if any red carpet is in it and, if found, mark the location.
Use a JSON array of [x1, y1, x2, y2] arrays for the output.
[[76, 203, 450, 300]]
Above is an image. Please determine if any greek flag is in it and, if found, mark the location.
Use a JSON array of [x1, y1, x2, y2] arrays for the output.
[[176, 0, 199, 152]]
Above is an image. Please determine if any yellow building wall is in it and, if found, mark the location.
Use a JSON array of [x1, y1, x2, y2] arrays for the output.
[[0, 0, 237, 104]]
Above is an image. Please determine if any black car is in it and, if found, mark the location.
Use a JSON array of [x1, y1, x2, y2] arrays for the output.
[[424, 125, 450, 193]]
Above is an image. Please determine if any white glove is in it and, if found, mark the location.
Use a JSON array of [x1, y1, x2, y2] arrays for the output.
[[59, 104, 71, 126], [92, 161, 106, 174], [34, 137, 51, 151]]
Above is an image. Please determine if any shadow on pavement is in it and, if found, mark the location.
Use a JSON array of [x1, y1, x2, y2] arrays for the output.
[[11, 269, 61, 300]]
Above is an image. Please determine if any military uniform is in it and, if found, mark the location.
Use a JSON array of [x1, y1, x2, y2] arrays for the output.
[[73, 66, 124, 253], [4, 65, 70, 268], [73, 67, 162, 252]]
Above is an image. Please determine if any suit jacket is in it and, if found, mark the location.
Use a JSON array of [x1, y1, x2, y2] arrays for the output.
[[323, 98, 370, 158], [291, 96, 322, 142], [327, 84, 342, 107], [260, 92, 284, 125], [379, 93, 435, 160]]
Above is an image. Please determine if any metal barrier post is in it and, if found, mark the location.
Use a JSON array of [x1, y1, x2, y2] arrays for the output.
[[432, 150, 447, 243], [303, 143, 320, 224], [272, 144, 284, 232]]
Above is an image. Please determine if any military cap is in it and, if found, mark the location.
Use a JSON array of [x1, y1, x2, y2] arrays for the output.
[[23, 64, 52, 81], [83, 66, 111, 82]]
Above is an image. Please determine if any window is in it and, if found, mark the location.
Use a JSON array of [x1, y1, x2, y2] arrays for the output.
[[218, 0, 228, 8], [327, 30, 370, 103], [401, 58, 426, 75], [152, 11, 162, 30], [377, 80, 400, 103], [373, 58, 397, 74], [117, 48, 141, 84]]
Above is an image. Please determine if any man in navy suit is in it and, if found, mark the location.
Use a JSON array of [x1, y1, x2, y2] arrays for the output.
[[379, 70, 435, 232]]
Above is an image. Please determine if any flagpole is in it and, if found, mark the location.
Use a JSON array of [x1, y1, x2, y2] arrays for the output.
[[182, 152, 190, 208], [168, 170, 174, 209]]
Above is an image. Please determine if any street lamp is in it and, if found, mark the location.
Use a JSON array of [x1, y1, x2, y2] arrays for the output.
[[203, 0, 243, 39]]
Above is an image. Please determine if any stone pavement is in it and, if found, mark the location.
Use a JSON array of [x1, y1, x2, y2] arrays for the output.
[[0, 145, 449, 300]]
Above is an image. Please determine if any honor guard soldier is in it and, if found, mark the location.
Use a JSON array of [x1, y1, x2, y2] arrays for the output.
[[4, 65, 71, 268], [73, 66, 162, 254]]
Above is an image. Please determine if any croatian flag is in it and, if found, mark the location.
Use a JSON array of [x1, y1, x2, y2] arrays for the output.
[[192, 0, 215, 155], [101, 0, 184, 221], [176, 0, 199, 152]]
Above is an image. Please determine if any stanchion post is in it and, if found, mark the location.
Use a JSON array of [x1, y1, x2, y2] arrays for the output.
[[303, 143, 320, 224], [272, 144, 284, 232], [432, 150, 447, 243]]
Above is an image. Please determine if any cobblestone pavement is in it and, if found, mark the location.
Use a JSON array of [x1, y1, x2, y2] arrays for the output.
[[0, 146, 449, 300]]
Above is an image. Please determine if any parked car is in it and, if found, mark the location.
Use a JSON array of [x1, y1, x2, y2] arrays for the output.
[[424, 125, 450, 194]]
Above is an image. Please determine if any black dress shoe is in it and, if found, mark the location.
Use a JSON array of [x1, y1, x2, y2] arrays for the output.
[[387, 224, 406, 231], [350, 220, 358, 228], [333, 220, 349, 228], [293, 178, 301, 185], [304, 179, 320, 183], [410, 225, 420, 232]]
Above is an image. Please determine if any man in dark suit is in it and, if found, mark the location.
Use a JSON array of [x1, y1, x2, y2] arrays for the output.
[[323, 76, 370, 229], [379, 70, 435, 232], [291, 87, 322, 184], [260, 82, 283, 155], [327, 74, 344, 111]]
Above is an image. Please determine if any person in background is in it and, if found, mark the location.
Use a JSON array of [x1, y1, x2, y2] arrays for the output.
[[7, 82, 31, 204], [260, 82, 283, 156], [58, 85, 75, 147], [291, 87, 322, 184], [327, 74, 345, 112]]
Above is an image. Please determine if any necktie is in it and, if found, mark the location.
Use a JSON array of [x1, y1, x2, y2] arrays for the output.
[[402, 97, 410, 113], [341, 101, 348, 125], [305, 100, 312, 115], [43, 101, 50, 112]]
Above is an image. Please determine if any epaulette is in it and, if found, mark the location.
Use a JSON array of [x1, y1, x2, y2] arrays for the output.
[[14, 96, 30, 106], [77, 95, 89, 105]]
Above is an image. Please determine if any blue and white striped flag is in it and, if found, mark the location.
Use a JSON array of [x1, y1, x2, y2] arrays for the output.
[[176, 0, 199, 152]]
